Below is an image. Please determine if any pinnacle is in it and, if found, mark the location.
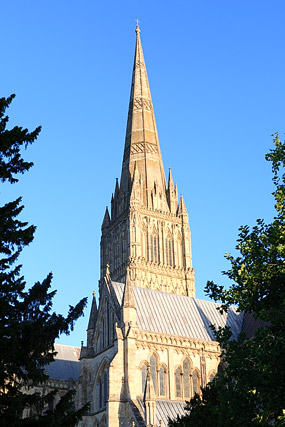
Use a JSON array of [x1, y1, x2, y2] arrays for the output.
[[122, 267, 136, 309]]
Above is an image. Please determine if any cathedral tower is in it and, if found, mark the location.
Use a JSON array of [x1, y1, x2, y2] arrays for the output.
[[100, 25, 195, 297]]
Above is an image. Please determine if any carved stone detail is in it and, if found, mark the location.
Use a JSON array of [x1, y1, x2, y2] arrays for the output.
[[130, 142, 158, 155]]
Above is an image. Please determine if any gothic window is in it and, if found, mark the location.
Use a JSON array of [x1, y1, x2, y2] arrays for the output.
[[165, 234, 173, 267], [96, 363, 108, 410], [150, 228, 159, 264], [141, 364, 147, 393], [176, 232, 182, 268], [175, 367, 182, 398], [110, 310, 114, 342], [183, 359, 191, 398], [150, 355, 157, 392], [209, 373, 215, 382], [102, 317, 105, 348], [192, 370, 200, 395], [100, 415, 106, 427], [159, 366, 166, 396], [103, 371, 108, 403], [106, 302, 110, 346]]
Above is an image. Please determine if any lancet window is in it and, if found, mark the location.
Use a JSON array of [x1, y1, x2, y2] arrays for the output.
[[183, 359, 191, 398], [159, 366, 167, 397], [165, 232, 173, 267], [176, 232, 183, 268], [150, 233, 159, 264], [175, 367, 182, 398], [192, 369, 200, 395], [95, 363, 108, 411], [209, 372, 215, 382], [150, 354, 157, 392], [141, 364, 147, 394]]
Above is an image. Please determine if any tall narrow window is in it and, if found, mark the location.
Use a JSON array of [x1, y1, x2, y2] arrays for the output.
[[141, 364, 146, 393], [106, 303, 110, 346], [150, 355, 157, 392], [168, 239, 172, 266], [103, 371, 108, 405], [154, 236, 157, 262], [165, 239, 169, 265], [150, 235, 154, 262], [110, 310, 114, 342], [102, 318, 105, 348], [165, 237, 173, 266], [175, 368, 182, 397], [193, 370, 199, 395], [99, 378, 103, 408], [159, 367, 165, 396], [183, 359, 190, 398]]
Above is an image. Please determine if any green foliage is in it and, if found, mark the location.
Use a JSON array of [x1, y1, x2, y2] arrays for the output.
[[0, 95, 88, 426], [169, 134, 285, 426]]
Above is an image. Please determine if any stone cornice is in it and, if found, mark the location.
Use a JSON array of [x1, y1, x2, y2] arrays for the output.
[[128, 256, 193, 278], [134, 329, 220, 358]]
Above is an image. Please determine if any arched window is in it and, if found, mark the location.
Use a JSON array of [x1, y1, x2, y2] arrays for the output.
[[175, 367, 182, 398], [183, 359, 191, 398], [141, 364, 147, 394], [176, 233, 182, 268], [141, 230, 147, 259], [159, 367, 166, 396], [150, 231, 159, 264], [110, 310, 114, 342], [100, 415, 106, 427], [150, 355, 157, 392], [96, 362, 108, 410], [165, 235, 173, 267], [192, 370, 200, 395], [209, 373, 215, 382], [106, 303, 110, 346]]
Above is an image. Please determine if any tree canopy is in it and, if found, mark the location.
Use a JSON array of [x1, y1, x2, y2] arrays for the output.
[[0, 94, 88, 426], [169, 134, 285, 426]]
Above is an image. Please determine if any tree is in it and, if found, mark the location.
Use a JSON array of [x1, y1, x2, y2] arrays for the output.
[[0, 94, 88, 426], [169, 134, 285, 426]]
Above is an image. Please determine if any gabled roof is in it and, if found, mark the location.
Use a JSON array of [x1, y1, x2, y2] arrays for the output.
[[112, 281, 243, 341]]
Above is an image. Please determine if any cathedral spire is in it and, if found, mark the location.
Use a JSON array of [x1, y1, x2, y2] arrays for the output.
[[120, 24, 167, 209]]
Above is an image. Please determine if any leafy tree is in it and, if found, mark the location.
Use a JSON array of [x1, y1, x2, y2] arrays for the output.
[[0, 94, 88, 426], [169, 134, 285, 427]]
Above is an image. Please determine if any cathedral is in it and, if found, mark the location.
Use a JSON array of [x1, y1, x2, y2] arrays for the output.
[[75, 25, 244, 427]]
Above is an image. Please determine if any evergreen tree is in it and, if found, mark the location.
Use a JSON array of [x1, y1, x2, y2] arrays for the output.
[[169, 134, 285, 426], [0, 94, 88, 426]]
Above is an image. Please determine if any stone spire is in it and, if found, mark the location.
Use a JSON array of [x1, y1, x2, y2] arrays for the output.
[[100, 25, 195, 297], [120, 24, 167, 210]]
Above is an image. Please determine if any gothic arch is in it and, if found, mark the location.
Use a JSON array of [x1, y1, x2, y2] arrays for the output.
[[100, 414, 106, 427], [139, 360, 148, 394], [158, 362, 168, 397], [182, 357, 193, 399], [148, 352, 159, 393], [192, 368, 201, 396], [208, 369, 216, 383], [174, 365, 182, 398], [94, 359, 109, 411]]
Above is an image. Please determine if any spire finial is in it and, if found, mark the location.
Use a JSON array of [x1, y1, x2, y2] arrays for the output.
[[135, 18, 140, 33]]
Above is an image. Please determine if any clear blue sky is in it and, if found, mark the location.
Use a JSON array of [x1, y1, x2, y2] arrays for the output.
[[1, 0, 284, 346]]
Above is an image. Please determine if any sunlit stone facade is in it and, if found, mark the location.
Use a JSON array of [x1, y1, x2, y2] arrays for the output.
[[76, 26, 243, 427]]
